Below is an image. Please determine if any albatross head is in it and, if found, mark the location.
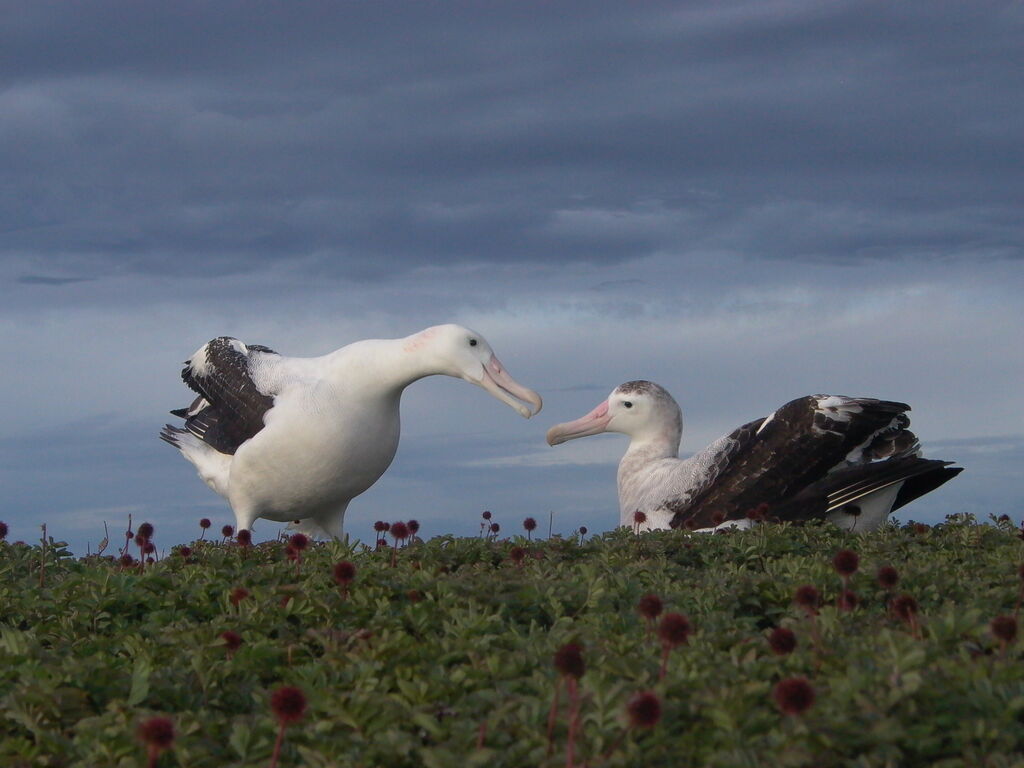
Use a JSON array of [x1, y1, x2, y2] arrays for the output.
[[546, 380, 682, 445], [418, 324, 543, 418]]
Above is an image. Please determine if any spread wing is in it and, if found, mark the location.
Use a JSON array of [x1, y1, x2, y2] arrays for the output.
[[171, 337, 282, 455], [667, 395, 914, 529]]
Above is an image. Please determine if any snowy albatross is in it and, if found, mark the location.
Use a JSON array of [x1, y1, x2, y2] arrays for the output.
[[546, 381, 961, 532], [161, 324, 542, 539]]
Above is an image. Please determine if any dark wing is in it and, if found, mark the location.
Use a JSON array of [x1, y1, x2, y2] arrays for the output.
[[668, 395, 913, 529], [171, 337, 280, 455], [768, 457, 962, 522]]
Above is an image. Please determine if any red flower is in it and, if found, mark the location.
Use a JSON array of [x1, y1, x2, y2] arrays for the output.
[[794, 585, 820, 612], [553, 643, 585, 679], [221, 525, 234, 538], [626, 691, 662, 728], [991, 615, 1018, 644], [407, 519, 420, 534], [745, 503, 769, 521], [229, 587, 250, 606], [509, 546, 527, 564], [142, 542, 156, 555], [220, 630, 243, 653], [658, 613, 691, 648], [877, 566, 900, 589], [832, 549, 859, 577], [0, 521, 7, 540], [633, 510, 647, 525], [270, 686, 307, 725], [391, 522, 410, 541], [523, 517, 538, 532], [489, 523, 500, 534], [768, 627, 797, 655], [333, 561, 356, 585], [373, 520, 388, 533], [710, 510, 726, 525], [288, 533, 309, 551], [482, 511, 492, 520], [199, 518, 211, 529], [892, 594, 919, 621], [637, 593, 663, 621], [137, 522, 155, 540], [837, 589, 859, 612], [236, 529, 252, 547], [137, 716, 175, 749], [178, 546, 192, 558], [772, 677, 815, 715]]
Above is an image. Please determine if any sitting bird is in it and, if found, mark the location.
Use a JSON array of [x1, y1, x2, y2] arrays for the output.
[[161, 324, 542, 539], [546, 380, 960, 532]]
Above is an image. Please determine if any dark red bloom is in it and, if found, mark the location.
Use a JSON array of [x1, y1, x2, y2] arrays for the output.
[[391, 522, 410, 541], [837, 589, 859, 612], [553, 643, 585, 679], [142, 542, 156, 555], [137, 522, 154, 540], [0, 521, 7, 540], [768, 627, 797, 655], [220, 630, 243, 653], [658, 613, 691, 647], [407, 519, 420, 534], [489, 523, 500, 534], [710, 510, 726, 525], [877, 566, 900, 589], [373, 520, 388, 533], [221, 525, 234, 538], [333, 561, 356, 585], [772, 677, 815, 715], [633, 510, 647, 525], [794, 585, 820, 612], [637, 593, 663, 620], [523, 517, 538, 532], [137, 716, 175, 749], [745, 503, 769, 521], [892, 594, 919, 621], [832, 549, 860, 577], [579, 526, 588, 536], [135, 533, 148, 547], [991, 615, 1018, 644], [482, 510, 492, 520], [509, 546, 527, 564], [288, 533, 309, 551], [236, 529, 252, 547], [913, 522, 929, 534], [199, 518, 211, 529], [229, 587, 250, 606], [178, 546, 192, 558], [270, 686, 307, 725], [626, 691, 662, 728], [406, 589, 423, 603]]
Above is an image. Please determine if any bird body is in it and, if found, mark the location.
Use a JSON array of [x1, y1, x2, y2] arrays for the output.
[[547, 381, 960, 532], [162, 325, 542, 538]]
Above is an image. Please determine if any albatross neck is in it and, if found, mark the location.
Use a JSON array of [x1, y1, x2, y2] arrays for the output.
[[322, 337, 453, 396]]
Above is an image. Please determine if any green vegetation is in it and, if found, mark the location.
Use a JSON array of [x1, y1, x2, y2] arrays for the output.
[[2, 515, 1023, 767]]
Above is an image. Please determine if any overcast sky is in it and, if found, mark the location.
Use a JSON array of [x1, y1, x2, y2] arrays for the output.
[[2, 1, 1021, 554]]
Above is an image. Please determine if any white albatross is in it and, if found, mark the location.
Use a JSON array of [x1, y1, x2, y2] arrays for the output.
[[161, 324, 542, 539], [546, 381, 961, 532]]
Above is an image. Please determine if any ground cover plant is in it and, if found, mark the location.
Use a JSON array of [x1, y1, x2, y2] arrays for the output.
[[1, 514, 1023, 767]]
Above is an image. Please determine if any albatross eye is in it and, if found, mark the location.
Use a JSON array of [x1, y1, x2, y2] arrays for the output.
[[623, 401, 633, 408], [469, 339, 478, 347]]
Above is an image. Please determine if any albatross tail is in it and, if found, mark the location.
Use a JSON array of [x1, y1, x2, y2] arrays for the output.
[[160, 424, 233, 498]]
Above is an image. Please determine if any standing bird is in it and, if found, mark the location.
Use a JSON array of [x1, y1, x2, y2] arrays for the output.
[[546, 381, 960, 532], [161, 324, 542, 539]]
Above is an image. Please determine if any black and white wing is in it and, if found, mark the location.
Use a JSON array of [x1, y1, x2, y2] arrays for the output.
[[667, 395, 920, 529], [165, 337, 282, 455]]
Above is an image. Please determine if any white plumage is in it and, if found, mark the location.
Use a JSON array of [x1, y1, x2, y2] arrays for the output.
[[162, 324, 542, 539]]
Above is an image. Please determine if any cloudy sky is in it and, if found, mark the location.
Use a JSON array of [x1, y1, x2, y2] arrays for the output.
[[2, 1, 1021, 553]]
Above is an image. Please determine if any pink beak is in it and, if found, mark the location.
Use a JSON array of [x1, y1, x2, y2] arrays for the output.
[[546, 400, 611, 446], [478, 355, 543, 418]]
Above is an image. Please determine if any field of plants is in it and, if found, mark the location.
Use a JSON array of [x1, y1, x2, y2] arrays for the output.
[[1, 514, 1023, 767]]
